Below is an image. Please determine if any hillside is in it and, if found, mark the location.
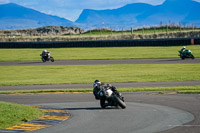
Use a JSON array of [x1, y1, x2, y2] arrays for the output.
[[0, 3, 75, 30], [1, 26, 84, 36]]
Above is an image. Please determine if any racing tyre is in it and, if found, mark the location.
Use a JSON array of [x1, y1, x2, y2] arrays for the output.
[[42, 58, 46, 62], [50, 57, 54, 62], [112, 95, 126, 109], [100, 97, 106, 109], [180, 54, 185, 60], [191, 55, 195, 59]]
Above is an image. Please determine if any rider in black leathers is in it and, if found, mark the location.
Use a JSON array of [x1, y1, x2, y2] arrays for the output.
[[93, 80, 121, 108], [41, 50, 50, 60]]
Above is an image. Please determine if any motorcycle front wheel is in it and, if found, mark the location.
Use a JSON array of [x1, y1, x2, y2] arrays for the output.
[[112, 95, 126, 109], [50, 57, 54, 62], [191, 55, 195, 59]]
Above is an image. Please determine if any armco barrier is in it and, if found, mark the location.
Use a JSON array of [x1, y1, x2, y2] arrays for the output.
[[0, 38, 199, 48]]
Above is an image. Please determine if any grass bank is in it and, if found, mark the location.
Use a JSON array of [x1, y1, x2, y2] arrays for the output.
[[1, 86, 200, 94], [0, 45, 199, 61], [0, 102, 44, 129], [0, 64, 199, 86]]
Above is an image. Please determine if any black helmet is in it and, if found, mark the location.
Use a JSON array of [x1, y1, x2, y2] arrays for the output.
[[93, 80, 101, 88], [94, 80, 100, 83]]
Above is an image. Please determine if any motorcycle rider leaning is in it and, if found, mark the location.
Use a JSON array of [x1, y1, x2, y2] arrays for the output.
[[93, 80, 121, 108], [41, 50, 49, 60]]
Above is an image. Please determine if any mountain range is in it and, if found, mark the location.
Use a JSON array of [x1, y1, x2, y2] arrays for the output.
[[0, 3, 74, 30], [76, 0, 200, 29], [0, 0, 200, 30]]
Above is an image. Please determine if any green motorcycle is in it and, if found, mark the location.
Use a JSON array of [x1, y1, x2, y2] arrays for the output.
[[178, 49, 195, 60]]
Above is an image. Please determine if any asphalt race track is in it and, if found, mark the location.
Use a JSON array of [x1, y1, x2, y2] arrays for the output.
[[0, 93, 200, 133], [21, 102, 194, 133], [0, 58, 200, 133], [0, 58, 200, 66]]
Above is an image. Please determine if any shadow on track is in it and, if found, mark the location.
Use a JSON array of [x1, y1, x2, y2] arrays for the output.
[[64, 106, 119, 110], [19, 61, 43, 64], [161, 59, 181, 62]]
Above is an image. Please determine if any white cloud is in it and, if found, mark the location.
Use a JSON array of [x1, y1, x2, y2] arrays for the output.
[[0, 0, 10, 4]]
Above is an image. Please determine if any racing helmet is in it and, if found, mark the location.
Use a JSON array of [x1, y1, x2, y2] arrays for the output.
[[93, 80, 101, 88], [43, 50, 47, 53], [182, 46, 186, 49]]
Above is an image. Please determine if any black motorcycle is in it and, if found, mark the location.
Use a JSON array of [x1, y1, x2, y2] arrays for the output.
[[40, 52, 54, 62], [98, 86, 126, 109]]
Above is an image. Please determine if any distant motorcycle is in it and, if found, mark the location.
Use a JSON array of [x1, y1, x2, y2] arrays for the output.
[[99, 86, 126, 109], [40, 52, 54, 62], [178, 49, 195, 60]]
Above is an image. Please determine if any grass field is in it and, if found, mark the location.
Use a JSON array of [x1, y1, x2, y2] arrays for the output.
[[0, 45, 199, 61], [0, 64, 199, 86], [0, 102, 44, 129]]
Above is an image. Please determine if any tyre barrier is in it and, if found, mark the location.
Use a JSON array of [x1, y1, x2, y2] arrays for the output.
[[0, 38, 199, 48]]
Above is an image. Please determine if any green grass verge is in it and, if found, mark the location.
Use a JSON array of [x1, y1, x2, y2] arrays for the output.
[[1, 86, 200, 94], [0, 64, 199, 86], [178, 90, 200, 93], [0, 89, 93, 94], [0, 45, 199, 61], [117, 86, 200, 93], [0, 102, 44, 129]]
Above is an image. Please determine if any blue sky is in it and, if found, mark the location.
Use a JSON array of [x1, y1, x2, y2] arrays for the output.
[[0, 0, 200, 21]]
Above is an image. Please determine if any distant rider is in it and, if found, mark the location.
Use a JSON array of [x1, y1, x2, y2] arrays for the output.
[[93, 80, 121, 108], [41, 50, 49, 60], [180, 46, 186, 54]]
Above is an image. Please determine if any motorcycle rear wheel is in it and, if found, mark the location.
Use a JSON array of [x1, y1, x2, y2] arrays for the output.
[[112, 95, 126, 109], [42, 58, 46, 62], [100, 97, 106, 108]]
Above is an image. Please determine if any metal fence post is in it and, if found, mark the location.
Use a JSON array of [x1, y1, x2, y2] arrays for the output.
[[131, 27, 133, 34]]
